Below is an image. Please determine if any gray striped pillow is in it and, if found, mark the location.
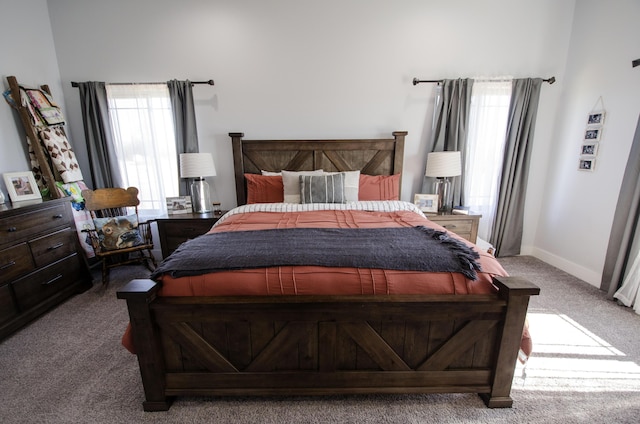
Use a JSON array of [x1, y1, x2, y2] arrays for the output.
[[299, 173, 346, 204]]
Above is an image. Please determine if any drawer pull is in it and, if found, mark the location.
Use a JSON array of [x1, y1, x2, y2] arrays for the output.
[[443, 224, 457, 229], [42, 274, 63, 286], [52, 214, 64, 219], [7, 226, 17, 232], [0, 260, 16, 270], [47, 242, 65, 251]]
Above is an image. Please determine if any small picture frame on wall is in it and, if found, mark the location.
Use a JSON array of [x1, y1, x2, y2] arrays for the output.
[[3, 171, 42, 202], [166, 196, 193, 214], [414, 193, 439, 213], [584, 127, 602, 141], [587, 111, 606, 126], [578, 158, 595, 172], [580, 143, 598, 157]]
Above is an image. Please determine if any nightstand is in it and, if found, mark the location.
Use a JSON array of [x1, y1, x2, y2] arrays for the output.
[[155, 211, 225, 258], [427, 213, 481, 244]]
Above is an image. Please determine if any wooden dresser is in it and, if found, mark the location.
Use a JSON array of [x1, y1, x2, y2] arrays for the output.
[[0, 197, 91, 340]]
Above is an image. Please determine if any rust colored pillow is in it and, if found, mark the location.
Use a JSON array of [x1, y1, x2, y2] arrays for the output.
[[245, 174, 284, 204], [358, 174, 400, 201]]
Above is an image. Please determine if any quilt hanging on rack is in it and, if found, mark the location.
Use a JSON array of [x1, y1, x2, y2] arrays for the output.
[[3, 84, 94, 258], [3, 86, 84, 186]]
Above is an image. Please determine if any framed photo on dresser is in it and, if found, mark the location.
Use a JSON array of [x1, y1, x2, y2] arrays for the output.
[[3, 171, 42, 202]]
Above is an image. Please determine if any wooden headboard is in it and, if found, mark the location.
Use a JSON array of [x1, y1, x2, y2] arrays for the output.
[[229, 131, 407, 205]]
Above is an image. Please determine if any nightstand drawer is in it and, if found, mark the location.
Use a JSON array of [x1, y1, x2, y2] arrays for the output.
[[0, 243, 35, 285], [162, 221, 214, 238], [156, 215, 221, 258], [12, 254, 82, 311], [433, 219, 473, 234], [428, 213, 481, 244]]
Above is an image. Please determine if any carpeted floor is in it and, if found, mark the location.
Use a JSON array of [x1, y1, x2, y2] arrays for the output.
[[0, 256, 638, 423]]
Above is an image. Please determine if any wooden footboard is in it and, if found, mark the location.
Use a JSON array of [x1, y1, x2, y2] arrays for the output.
[[118, 276, 539, 411]]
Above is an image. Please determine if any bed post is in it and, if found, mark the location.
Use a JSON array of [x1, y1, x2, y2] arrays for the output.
[[480, 276, 540, 407], [391, 131, 407, 187], [117, 279, 172, 411], [229, 132, 246, 206]]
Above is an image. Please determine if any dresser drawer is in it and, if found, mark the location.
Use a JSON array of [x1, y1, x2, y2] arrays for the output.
[[0, 243, 35, 285], [29, 228, 77, 268], [0, 284, 19, 325], [0, 202, 70, 245], [12, 254, 82, 311]]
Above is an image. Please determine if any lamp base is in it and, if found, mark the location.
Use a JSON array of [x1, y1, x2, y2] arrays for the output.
[[191, 178, 212, 213], [433, 177, 453, 213]]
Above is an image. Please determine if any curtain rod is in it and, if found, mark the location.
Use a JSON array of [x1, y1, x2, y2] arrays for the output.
[[412, 76, 556, 85], [71, 79, 214, 87]]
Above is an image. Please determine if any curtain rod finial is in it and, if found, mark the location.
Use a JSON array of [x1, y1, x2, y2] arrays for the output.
[[412, 77, 419, 86]]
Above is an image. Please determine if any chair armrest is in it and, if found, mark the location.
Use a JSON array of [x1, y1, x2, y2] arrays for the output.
[[137, 221, 153, 245], [81, 228, 102, 252]]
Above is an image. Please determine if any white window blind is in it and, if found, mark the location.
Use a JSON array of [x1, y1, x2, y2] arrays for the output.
[[106, 84, 178, 216]]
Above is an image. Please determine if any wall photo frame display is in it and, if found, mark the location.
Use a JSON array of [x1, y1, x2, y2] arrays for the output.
[[580, 143, 598, 157], [587, 110, 606, 126], [578, 105, 605, 172], [583, 127, 602, 141], [3, 171, 42, 202], [578, 158, 595, 172]]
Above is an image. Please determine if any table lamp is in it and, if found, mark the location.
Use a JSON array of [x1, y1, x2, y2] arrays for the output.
[[179, 153, 217, 213], [425, 151, 461, 213]]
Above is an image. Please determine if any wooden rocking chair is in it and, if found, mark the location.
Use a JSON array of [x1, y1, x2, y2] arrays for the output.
[[81, 187, 156, 286]]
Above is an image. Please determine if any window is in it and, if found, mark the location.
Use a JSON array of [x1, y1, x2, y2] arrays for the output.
[[464, 79, 512, 241], [106, 84, 178, 216]]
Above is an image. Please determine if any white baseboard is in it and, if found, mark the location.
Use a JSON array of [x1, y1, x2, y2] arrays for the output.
[[520, 245, 601, 288]]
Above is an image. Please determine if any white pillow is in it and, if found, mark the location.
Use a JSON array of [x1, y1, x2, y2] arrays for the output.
[[324, 170, 359, 202], [281, 170, 325, 203]]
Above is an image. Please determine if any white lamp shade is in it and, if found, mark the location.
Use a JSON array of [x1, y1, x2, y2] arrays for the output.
[[179, 153, 217, 178], [425, 151, 462, 177]]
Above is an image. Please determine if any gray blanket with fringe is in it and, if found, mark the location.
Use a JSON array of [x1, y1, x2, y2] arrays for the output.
[[152, 226, 482, 281]]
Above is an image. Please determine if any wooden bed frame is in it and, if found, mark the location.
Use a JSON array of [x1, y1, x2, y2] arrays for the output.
[[118, 131, 539, 411]]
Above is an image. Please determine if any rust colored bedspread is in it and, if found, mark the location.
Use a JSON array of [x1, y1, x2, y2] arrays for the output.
[[157, 209, 507, 296], [122, 207, 533, 355]]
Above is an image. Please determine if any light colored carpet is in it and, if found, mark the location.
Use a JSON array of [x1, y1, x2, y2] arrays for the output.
[[0, 256, 638, 423]]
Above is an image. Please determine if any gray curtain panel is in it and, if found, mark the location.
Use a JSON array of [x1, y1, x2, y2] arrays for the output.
[[76, 82, 122, 189], [421, 79, 474, 207], [601, 116, 640, 297], [491, 78, 542, 257], [167, 80, 200, 196]]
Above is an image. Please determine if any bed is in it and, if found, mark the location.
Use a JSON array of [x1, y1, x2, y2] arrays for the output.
[[118, 131, 539, 411]]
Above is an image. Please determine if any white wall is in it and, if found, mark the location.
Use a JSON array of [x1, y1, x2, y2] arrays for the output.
[[0, 0, 65, 197], [44, 0, 575, 213], [529, 0, 640, 287]]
